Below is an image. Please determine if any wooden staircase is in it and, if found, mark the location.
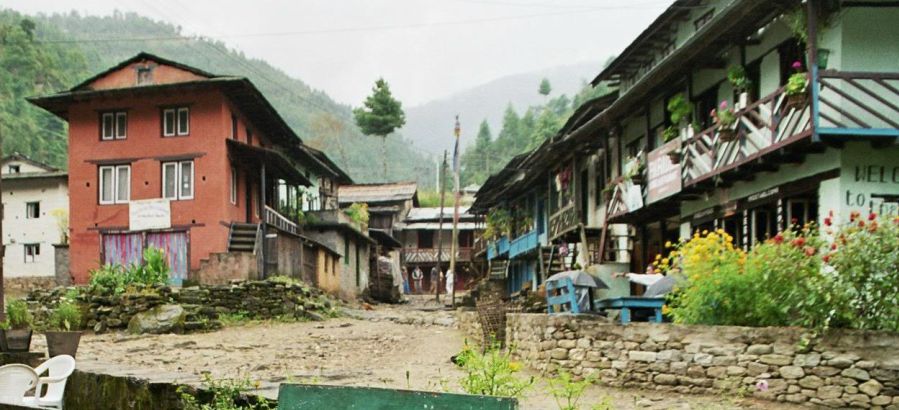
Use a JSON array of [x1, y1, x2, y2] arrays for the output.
[[539, 245, 566, 279], [228, 223, 259, 252], [488, 260, 509, 280]]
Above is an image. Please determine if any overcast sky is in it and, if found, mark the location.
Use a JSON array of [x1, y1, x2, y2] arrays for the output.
[[5, 0, 670, 106]]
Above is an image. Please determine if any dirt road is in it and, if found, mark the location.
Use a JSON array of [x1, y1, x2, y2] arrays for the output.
[[38, 303, 796, 409]]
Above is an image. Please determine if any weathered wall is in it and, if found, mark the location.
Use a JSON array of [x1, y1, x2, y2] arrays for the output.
[[507, 314, 899, 409], [27, 279, 332, 334], [455, 310, 483, 346], [54, 244, 71, 285], [195, 251, 258, 285]]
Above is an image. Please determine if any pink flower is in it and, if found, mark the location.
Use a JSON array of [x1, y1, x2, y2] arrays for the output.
[[773, 233, 784, 244], [868, 212, 877, 221], [792, 61, 802, 70], [756, 380, 769, 392], [804, 246, 816, 257], [719, 100, 729, 109], [823, 217, 832, 227]]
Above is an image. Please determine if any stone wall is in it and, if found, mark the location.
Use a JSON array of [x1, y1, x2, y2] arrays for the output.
[[53, 244, 71, 286], [194, 252, 260, 285], [3, 276, 58, 295], [455, 309, 483, 345], [27, 279, 333, 334], [506, 314, 899, 409]]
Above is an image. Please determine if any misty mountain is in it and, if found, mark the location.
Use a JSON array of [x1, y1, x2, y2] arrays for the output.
[[401, 61, 603, 154]]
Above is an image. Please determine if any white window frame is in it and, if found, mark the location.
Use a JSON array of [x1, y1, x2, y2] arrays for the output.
[[230, 166, 238, 205], [162, 160, 194, 200], [163, 107, 190, 137], [24, 244, 39, 263], [99, 165, 130, 204], [102, 111, 127, 140], [25, 202, 39, 219]]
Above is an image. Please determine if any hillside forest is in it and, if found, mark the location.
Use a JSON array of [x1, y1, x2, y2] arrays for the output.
[[0, 10, 433, 185]]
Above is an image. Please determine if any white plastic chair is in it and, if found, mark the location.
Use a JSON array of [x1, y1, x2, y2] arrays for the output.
[[21, 355, 76, 410], [0, 364, 39, 406]]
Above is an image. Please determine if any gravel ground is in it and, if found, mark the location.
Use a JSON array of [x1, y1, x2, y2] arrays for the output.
[[38, 302, 799, 409]]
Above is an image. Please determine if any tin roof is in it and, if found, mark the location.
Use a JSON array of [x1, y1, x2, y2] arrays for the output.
[[338, 182, 418, 205]]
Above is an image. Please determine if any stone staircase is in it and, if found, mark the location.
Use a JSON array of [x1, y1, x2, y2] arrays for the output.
[[539, 245, 566, 277], [228, 222, 258, 252]]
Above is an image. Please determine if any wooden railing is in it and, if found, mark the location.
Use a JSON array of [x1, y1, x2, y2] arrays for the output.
[[509, 230, 539, 259], [487, 236, 510, 260], [264, 206, 300, 236], [402, 247, 472, 264], [548, 203, 578, 240], [681, 85, 812, 187], [817, 71, 899, 136]]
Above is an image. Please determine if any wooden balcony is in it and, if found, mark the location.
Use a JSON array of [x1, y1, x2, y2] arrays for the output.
[[548, 203, 578, 241], [486, 236, 510, 260], [606, 176, 644, 221], [402, 247, 472, 264], [681, 84, 813, 189], [816, 70, 899, 138], [509, 229, 539, 259], [264, 206, 300, 236]]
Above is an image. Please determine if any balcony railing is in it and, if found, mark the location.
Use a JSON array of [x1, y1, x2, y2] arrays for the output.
[[402, 247, 472, 264], [606, 176, 644, 220], [681, 85, 812, 188], [264, 206, 300, 236], [487, 236, 510, 260], [548, 203, 578, 240], [817, 70, 899, 137], [509, 230, 539, 259]]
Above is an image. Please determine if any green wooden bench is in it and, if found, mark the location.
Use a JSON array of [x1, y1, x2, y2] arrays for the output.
[[277, 384, 518, 409]]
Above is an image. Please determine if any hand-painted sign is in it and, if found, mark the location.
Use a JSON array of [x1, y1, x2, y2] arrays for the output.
[[647, 140, 682, 204], [129, 198, 171, 231]]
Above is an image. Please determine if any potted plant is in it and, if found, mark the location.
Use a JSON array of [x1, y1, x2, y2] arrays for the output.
[[623, 155, 645, 185], [662, 126, 682, 163], [727, 65, 752, 109], [44, 300, 83, 357], [1, 300, 33, 352], [786, 61, 809, 108], [711, 101, 738, 142]]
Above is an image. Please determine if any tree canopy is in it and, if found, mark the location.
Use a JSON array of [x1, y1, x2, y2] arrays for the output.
[[353, 78, 406, 179]]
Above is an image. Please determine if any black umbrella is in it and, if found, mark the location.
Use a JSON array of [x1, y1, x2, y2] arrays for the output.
[[643, 274, 684, 297], [546, 270, 609, 289]]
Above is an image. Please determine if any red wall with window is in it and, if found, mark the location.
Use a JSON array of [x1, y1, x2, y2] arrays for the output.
[[66, 86, 268, 283]]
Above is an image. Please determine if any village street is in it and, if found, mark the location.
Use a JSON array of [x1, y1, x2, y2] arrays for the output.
[[30, 299, 798, 409]]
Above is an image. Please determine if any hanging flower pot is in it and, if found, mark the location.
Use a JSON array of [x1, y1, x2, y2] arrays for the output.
[[719, 128, 738, 143], [786, 93, 808, 109]]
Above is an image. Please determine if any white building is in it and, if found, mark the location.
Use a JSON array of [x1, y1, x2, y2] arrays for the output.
[[2, 154, 68, 286]]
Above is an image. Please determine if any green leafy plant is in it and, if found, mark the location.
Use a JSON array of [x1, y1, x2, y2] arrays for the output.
[[458, 341, 533, 398], [548, 371, 596, 410], [484, 208, 512, 240], [343, 202, 370, 226], [727, 65, 751, 93], [666, 93, 692, 125], [662, 125, 680, 143], [178, 374, 273, 410], [88, 247, 170, 294], [710, 101, 736, 130], [6, 300, 32, 330], [786, 71, 808, 96], [49, 301, 82, 331]]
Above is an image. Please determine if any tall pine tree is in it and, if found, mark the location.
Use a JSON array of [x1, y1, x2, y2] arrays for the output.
[[353, 78, 406, 180]]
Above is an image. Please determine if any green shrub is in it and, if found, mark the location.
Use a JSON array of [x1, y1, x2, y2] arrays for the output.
[[548, 371, 596, 410], [6, 300, 32, 329], [89, 247, 170, 294], [343, 203, 369, 226], [458, 342, 533, 398], [49, 301, 82, 331], [179, 374, 272, 410], [824, 212, 899, 331]]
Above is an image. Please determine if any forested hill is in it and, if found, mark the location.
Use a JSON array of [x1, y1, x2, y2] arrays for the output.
[[0, 9, 434, 185]]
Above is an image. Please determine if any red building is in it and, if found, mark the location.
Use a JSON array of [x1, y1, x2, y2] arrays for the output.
[[30, 53, 347, 284]]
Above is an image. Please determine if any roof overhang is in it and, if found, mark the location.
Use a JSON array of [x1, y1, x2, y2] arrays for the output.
[[369, 229, 402, 249], [227, 139, 311, 186]]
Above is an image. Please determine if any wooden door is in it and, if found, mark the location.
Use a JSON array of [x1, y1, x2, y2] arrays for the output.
[[147, 231, 189, 286]]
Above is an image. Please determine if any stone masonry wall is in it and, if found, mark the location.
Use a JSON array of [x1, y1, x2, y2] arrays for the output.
[[507, 313, 899, 409], [27, 280, 333, 334]]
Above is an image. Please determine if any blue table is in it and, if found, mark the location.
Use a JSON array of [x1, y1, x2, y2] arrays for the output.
[[594, 297, 665, 324]]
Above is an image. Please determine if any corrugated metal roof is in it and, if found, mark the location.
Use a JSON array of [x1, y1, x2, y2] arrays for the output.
[[401, 222, 479, 231], [404, 207, 474, 221], [338, 182, 418, 204]]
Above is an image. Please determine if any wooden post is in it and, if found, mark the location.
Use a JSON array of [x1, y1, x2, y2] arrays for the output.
[[0, 124, 5, 322], [435, 151, 447, 303], [807, 0, 820, 143], [450, 118, 462, 308], [260, 163, 267, 279]]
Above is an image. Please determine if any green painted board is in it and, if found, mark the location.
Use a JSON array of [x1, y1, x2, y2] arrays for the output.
[[278, 384, 519, 410]]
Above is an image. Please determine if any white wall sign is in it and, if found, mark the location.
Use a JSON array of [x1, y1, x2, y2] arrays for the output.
[[129, 199, 172, 231]]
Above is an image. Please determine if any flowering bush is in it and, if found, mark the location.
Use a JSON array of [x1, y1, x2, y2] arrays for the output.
[[786, 61, 808, 96], [660, 213, 899, 332], [823, 212, 899, 331], [710, 101, 736, 130]]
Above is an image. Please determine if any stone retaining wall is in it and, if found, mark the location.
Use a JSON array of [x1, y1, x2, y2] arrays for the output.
[[506, 313, 899, 409], [455, 310, 483, 345], [27, 279, 333, 334]]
